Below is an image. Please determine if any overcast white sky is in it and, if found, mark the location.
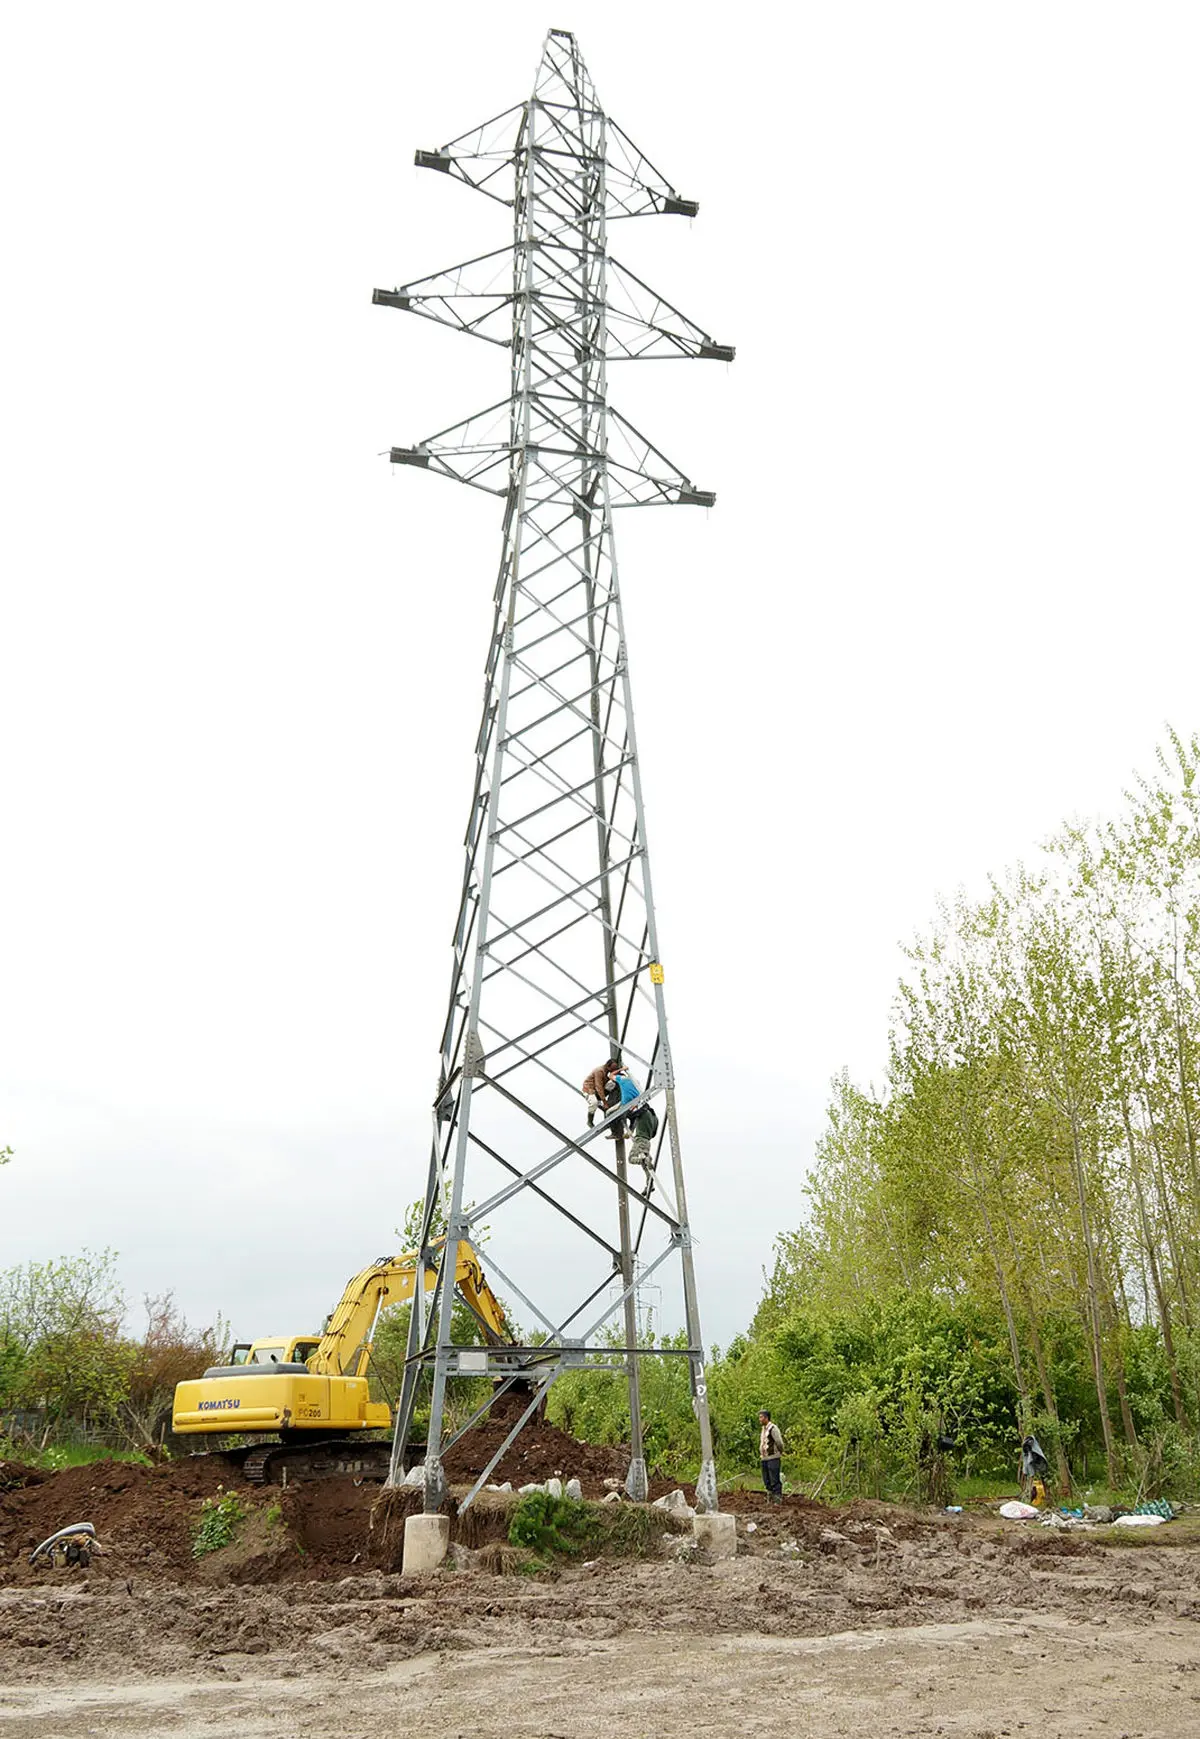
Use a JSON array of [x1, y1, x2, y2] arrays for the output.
[[2, 2, 1198, 1352]]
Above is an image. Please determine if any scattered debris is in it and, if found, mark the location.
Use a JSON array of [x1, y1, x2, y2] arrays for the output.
[[1037, 1510, 1092, 1531], [29, 1521, 97, 1568], [999, 1494, 1177, 1530]]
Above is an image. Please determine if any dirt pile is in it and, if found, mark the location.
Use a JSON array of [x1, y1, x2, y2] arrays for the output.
[[0, 1459, 46, 1493], [0, 1399, 631, 1585], [0, 1462, 414, 1587], [0, 1456, 233, 1578], [280, 1475, 376, 1568], [441, 1391, 628, 1489], [0, 1443, 616, 1590]]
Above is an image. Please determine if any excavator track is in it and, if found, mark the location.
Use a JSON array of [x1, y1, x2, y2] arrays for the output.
[[240, 1439, 399, 1486], [180, 1436, 427, 1485]]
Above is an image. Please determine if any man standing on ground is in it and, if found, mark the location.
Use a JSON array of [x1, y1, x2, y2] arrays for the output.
[[759, 1409, 784, 1503]]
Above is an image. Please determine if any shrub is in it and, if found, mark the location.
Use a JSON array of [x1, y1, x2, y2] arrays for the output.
[[507, 1491, 599, 1558], [192, 1488, 248, 1558]]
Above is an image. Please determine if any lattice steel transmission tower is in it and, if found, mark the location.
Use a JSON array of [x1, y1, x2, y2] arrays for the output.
[[374, 27, 732, 1515]]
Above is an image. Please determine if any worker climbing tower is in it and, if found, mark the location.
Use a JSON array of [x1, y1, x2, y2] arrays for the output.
[[374, 28, 732, 1514]]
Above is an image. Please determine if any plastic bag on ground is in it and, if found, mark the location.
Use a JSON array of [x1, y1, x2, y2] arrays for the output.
[[998, 1500, 1039, 1520]]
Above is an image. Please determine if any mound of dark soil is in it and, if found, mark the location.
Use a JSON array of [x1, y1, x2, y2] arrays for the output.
[[281, 1475, 377, 1568], [0, 1459, 46, 1493], [0, 1398, 681, 1588], [0, 1456, 235, 1579], [443, 1393, 628, 1490]]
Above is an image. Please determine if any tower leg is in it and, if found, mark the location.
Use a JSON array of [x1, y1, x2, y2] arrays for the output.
[[615, 1136, 648, 1501], [665, 1087, 719, 1514], [387, 1142, 442, 1489]]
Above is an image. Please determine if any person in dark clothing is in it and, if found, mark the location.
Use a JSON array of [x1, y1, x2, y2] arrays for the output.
[[606, 1065, 641, 1141], [581, 1059, 621, 1129], [1021, 1433, 1051, 1503], [759, 1409, 784, 1503]]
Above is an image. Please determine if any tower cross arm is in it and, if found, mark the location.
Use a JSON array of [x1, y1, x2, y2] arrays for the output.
[[374, 248, 733, 365], [606, 259, 735, 363], [372, 246, 515, 347], [387, 393, 716, 510], [413, 102, 529, 206], [604, 118, 700, 221]]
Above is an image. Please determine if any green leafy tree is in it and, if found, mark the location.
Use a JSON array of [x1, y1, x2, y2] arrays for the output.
[[0, 1250, 134, 1432], [758, 735, 1200, 1495]]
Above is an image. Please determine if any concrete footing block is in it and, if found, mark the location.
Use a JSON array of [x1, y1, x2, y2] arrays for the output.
[[624, 1456, 648, 1503], [692, 1512, 737, 1560], [402, 1513, 450, 1575]]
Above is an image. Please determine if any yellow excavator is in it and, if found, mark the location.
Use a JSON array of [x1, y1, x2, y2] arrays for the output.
[[171, 1241, 509, 1484]]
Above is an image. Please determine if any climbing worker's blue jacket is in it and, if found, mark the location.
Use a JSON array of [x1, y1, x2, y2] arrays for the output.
[[615, 1072, 641, 1106]]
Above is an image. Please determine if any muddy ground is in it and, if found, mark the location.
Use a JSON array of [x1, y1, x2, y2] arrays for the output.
[[3, 1456, 1200, 1736]]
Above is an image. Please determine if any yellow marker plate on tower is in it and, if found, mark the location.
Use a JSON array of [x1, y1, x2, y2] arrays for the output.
[[649, 962, 665, 984]]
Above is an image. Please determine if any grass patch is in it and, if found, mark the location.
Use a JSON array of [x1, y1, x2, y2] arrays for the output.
[[1089, 1516, 1200, 1548], [605, 1501, 683, 1556], [0, 1438, 152, 1473], [192, 1488, 248, 1558], [505, 1491, 688, 1564]]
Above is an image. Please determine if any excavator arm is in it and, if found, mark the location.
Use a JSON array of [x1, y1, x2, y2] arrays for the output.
[[311, 1239, 508, 1379]]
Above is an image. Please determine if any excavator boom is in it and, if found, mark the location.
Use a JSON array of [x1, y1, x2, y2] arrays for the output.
[[313, 1240, 508, 1379]]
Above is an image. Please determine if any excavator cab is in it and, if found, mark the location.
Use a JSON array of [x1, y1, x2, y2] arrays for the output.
[[240, 1338, 321, 1366]]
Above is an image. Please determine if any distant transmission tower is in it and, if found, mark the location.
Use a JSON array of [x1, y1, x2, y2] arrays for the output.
[[375, 27, 732, 1514]]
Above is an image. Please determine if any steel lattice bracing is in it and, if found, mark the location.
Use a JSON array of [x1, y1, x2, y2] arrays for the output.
[[374, 28, 732, 1514]]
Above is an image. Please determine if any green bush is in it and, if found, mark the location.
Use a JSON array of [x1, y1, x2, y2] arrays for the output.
[[507, 1491, 599, 1558], [192, 1488, 248, 1558]]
